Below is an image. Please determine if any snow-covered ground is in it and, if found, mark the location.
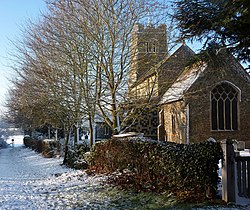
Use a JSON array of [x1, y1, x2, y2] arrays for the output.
[[0, 142, 112, 209], [6, 135, 24, 147], [0, 136, 248, 209]]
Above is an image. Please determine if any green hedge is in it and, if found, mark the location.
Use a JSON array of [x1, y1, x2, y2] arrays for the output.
[[66, 144, 90, 169], [23, 136, 59, 158], [87, 137, 223, 200]]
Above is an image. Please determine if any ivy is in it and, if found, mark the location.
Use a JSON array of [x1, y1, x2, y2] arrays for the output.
[[88, 137, 223, 200]]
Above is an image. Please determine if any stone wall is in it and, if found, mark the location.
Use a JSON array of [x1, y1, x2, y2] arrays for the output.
[[130, 24, 167, 85], [158, 45, 195, 96], [161, 101, 188, 144], [158, 51, 250, 146], [185, 53, 250, 146]]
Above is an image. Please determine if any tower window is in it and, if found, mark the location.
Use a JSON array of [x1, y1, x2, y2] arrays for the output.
[[152, 41, 157, 52], [211, 82, 239, 131], [145, 42, 149, 52], [144, 39, 158, 53]]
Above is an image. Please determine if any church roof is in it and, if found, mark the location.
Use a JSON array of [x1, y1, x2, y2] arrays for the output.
[[159, 47, 250, 105], [159, 62, 207, 104]]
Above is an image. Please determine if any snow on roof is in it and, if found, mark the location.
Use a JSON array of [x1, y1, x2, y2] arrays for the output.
[[159, 62, 207, 104]]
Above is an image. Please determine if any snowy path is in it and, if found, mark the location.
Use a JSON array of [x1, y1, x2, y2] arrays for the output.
[[0, 143, 111, 210], [0, 137, 247, 210]]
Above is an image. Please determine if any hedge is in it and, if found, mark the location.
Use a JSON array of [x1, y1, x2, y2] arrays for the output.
[[65, 143, 90, 169], [87, 137, 223, 200], [23, 136, 59, 158]]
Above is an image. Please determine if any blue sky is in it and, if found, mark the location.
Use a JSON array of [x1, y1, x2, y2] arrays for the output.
[[0, 0, 46, 113], [0, 0, 204, 115]]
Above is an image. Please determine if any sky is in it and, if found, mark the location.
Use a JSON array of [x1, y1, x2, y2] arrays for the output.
[[0, 0, 46, 114], [0, 0, 204, 117]]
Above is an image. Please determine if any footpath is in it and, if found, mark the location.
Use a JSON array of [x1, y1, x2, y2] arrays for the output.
[[0, 138, 108, 210], [0, 136, 247, 210]]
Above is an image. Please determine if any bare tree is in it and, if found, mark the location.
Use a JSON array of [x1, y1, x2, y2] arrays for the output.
[[6, 0, 169, 155], [61, 0, 168, 134], [43, 0, 169, 137]]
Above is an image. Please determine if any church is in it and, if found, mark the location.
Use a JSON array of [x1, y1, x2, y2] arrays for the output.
[[128, 23, 250, 146]]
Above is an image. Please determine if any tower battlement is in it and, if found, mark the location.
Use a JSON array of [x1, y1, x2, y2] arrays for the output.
[[133, 23, 167, 33]]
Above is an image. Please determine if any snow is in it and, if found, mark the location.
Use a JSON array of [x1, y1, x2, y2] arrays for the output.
[[159, 62, 207, 104], [0, 135, 248, 209], [113, 132, 144, 138], [237, 149, 250, 157], [6, 135, 24, 147], [0, 137, 111, 209]]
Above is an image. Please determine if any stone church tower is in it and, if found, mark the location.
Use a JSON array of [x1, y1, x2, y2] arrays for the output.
[[129, 23, 168, 86]]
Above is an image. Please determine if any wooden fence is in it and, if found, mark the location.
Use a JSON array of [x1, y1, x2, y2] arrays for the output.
[[235, 156, 250, 198], [221, 139, 250, 203]]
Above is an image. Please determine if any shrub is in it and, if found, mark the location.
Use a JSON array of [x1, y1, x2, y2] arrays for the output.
[[65, 143, 90, 169], [0, 138, 8, 148], [23, 137, 59, 158], [87, 137, 223, 200]]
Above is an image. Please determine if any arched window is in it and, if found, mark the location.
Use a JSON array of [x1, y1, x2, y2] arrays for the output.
[[211, 82, 239, 131]]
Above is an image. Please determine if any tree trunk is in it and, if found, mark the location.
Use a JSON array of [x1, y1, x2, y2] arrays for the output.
[[74, 125, 77, 146], [88, 117, 94, 147], [111, 93, 120, 134], [63, 131, 70, 165]]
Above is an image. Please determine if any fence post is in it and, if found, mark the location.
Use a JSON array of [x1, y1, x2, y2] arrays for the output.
[[221, 139, 236, 203]]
